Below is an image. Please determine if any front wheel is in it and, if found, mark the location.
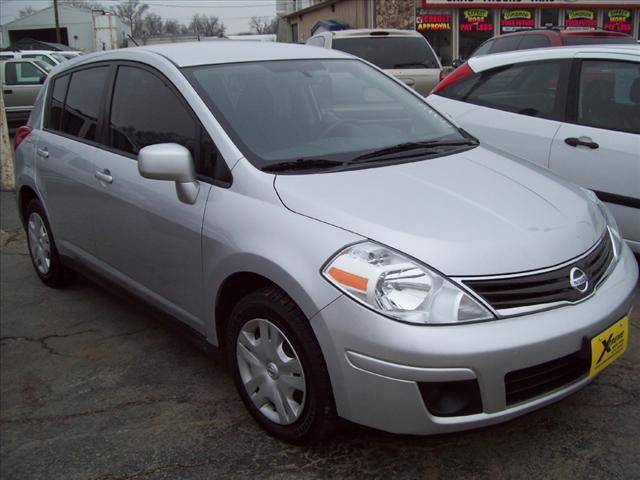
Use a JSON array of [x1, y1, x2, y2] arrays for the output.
[[226, 286, 336, 444]]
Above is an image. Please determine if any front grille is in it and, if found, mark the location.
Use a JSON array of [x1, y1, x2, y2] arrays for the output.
[[463, 232, 613, 311], [505, 351, 588, 405]]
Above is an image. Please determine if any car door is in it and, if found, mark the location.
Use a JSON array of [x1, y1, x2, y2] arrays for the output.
[[549, 56, 640, 249], [429, 59, 570, 167], [2, 60, 46, 114], [37, 66, 110, 257], [90, 63, 215, 329]]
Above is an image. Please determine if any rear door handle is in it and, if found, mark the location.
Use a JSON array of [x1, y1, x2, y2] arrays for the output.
[[564, 137, 599, 149], [37, 147, 49, 158], [94, 169, 113, 184]]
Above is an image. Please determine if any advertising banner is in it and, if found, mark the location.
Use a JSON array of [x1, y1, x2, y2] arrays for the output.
[[565, 9, 597, 30], [460, 8, 493, 32], [603, 9, 633, 33], [501, 9, 535, 33], [416, 8, 452, 31]]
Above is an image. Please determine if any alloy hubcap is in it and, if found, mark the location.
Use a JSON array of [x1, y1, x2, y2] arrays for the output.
[[27, 213, 51, 275], [236, 318, 306, 425]]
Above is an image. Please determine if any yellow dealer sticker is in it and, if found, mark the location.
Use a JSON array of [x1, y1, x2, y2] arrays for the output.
[[589, 317, 629, 378]]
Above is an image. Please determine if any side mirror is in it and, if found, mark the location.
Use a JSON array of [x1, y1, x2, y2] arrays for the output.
[[452, 59, 462, 68], [138, 143, 199, 204]]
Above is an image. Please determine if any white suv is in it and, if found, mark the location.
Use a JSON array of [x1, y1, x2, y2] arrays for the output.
[[428, 45, 640, 253], [306, 29, 442, 95], [0, 50, 67, 68]]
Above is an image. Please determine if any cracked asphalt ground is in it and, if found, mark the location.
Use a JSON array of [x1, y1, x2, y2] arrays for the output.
[[0, 191, 639, 480]]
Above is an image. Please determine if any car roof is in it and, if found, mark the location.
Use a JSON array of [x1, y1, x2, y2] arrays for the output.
[[330, 28, 421, 38], [129, 41, 352, 67], [469, 44, 640, 72]]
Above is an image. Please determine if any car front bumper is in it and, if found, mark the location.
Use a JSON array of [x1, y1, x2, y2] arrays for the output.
[[310, 245, 638, 435]]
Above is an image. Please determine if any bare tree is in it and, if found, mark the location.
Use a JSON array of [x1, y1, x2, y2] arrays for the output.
[[163, 19, 183, 35], [249, 16, 278, 34], [189, 14, 226, 37], [110, 0, 149, 38], [61, 0, 106, 10], [143, 13, 163, 36], [18, 6, 35, 18]]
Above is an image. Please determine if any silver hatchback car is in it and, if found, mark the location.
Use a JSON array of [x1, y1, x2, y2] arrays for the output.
[[14, 42, 638, 444]]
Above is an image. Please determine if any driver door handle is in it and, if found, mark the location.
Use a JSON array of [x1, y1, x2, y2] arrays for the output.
[[94, 169, 113, 184], [564, 137, 599, 150], [37, 147, 49, 158]]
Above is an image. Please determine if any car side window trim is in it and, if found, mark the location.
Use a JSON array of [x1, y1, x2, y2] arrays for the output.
[[564, 58, 639, 135]]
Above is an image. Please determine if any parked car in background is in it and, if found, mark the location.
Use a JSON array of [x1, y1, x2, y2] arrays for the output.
[[1, 58, 48, 126], [306, 29, 442, 95], [428, 45, 640, 253], [57, 51, 83, 60], [13, 42, 639, 444], [468, 29, 636, 61], [0, 50, 67, 67]]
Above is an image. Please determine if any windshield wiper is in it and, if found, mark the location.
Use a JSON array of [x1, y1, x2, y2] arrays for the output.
[[352, 139, 479, 162], [262, 158, 348, 173]]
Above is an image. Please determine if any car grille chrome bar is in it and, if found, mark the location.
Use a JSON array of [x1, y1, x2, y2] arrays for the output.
[[461, 231, 614, 314]]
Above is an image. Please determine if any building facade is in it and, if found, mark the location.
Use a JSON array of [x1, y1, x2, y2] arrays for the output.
[[281, 0, 640, 65], [0, 5, 130, 52]]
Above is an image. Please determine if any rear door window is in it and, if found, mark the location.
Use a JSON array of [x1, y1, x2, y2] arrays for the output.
[[441, 60, 568, 120], [576, 60, 640, 134], [108, 65, 223, 180], [519, 34, 551, 50], [489, 35, 522, 54], [332, 36, 439, 69], [61, 66, 109, 142]]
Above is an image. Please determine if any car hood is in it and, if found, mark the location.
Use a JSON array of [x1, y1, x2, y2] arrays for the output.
[[274, 145, 606, 276]]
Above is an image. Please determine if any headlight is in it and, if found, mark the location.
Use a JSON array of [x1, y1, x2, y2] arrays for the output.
[[581, 188, 623, 258], [322, 242, 494, 325]]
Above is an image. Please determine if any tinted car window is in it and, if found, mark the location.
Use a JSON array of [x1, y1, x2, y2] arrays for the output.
[[519, 34, 551, 50], [562, 36, 636, 46], [332, 37, 439, 69], [440, 61, 566, 119], [109, 65, 218, 178], [490, 35, 522, 53], [472, 40, 494, 57], [61, 66, 109, 142], [577, 60, 640, 134], [3, 62, 44, 85], [46, 74, 69, 131]]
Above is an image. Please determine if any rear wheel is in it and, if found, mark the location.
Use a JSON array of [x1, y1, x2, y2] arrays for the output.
[[25, 199, 73, 287], [226, 286, 336, 444]]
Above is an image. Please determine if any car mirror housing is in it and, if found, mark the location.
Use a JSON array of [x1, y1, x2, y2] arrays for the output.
[[138, 143, 199, 204]]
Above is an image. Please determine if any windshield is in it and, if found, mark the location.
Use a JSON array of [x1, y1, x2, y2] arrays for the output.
[[184, 59, 463, 169], [51, 52, 67, 63], [332, 37, 439, 69], [33, 60, 53, 72], [562, 36, 636, 46]]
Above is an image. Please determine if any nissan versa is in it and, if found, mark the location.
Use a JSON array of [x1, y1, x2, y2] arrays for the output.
[[13, 42, 638, 444]]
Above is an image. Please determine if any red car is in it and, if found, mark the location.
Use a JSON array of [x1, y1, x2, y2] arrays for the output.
[[470, 29, 635, 58]]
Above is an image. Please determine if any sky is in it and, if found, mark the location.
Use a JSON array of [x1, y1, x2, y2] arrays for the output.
[[0, 0, 277, 34]]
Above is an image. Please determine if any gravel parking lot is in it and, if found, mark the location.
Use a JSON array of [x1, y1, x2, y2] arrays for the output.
[[1, 190, 639, 480]]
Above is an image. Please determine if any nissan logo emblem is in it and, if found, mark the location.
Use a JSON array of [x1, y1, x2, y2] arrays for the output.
[[570, 267, 589, 293]]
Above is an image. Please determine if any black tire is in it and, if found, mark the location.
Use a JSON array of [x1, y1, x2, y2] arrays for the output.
[[25, 199, 73, 288], [226, 286, 336, 444]]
